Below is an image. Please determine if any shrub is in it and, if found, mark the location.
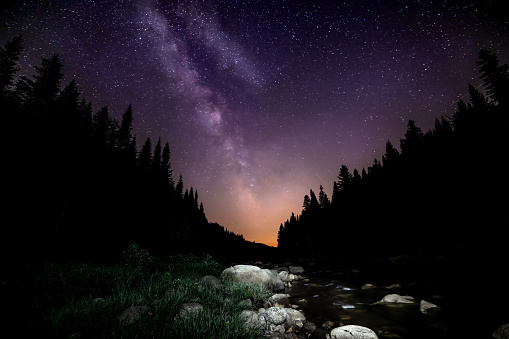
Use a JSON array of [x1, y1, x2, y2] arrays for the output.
[[122, 243, 157, 271]]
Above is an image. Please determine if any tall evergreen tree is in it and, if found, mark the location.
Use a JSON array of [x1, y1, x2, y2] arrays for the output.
[[175, 174, 184, 198], [337, 164, 353, 191], [162, 141, 174, 188], [138, 137, 152, 170], [400, 120, 423, 155], [118, 104, 133, 151], [477, 49, 509, 108], [92, 106, 111, 146], [318, 185, 330, 209], [309, 189, 319, 213], [382, 140, 400, 168], [302, 194, 311, 213], [0, 35, 23, 101], [152, 137, 162, 170]]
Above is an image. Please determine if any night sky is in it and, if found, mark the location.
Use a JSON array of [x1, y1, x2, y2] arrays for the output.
[[1, 0, 507, 246]]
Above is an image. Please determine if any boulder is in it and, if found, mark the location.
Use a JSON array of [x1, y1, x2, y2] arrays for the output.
[[267, 293, 291, 307], [200, 275, 222, 288], [221, 265, 284, 291], [284, 308, 306, 329], [178, 302, 203, 317], [330, 325, 379, 339], [289, 266, 305, 274], [420, 300, 440, 314], [493, 323, 509, 339], [118, 305, 152, 325], [265, 269, 285, 291], [376, 294, 414, 304], [240, 309, 259, 330], [278, 270, 302, 284], [361, 283, 376, 290], [261, 307, 287, 325], [278, 270, 290, 282], [302, 322, 317, 336]]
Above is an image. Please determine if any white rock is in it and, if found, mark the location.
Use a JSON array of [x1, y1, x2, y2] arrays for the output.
[[264, 307, 287, 325], [330, 325, 379, 339], [221, 265, 284, 291], [420, 300, 440, 314], [380, 294, 414, 303]]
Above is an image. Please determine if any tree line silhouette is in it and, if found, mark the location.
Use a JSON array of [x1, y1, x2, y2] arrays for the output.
[[277, 49, 509, 267], [0, 36, 250, 264]]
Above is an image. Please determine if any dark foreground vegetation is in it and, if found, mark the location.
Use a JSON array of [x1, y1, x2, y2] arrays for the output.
[[277, 49, 509, 336], [3, 250, 272, 338]]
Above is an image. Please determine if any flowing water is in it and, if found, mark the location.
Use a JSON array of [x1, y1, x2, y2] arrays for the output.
[[285, 269, 451, 338]]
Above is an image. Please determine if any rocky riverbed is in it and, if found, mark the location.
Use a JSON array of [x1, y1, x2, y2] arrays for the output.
[[223, 262, 508, 339]]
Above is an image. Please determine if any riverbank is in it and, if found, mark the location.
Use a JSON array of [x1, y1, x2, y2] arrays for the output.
[[1, 254, 272, 338]]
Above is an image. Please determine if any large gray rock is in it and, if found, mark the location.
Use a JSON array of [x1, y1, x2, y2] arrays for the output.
[[178, 302, 203, 317], [420, 300, 440, 314], [330, 325, 378, 339], [118, 305, 152, 325], [284, 308, 306, 330], [262, 307, 287, 325], [200, 275, 222, 288], [265, 269, 285, 291], [221, 265, 284, 291], [240, 309, 259, 328], [376, 294, 414, 304], [289, 266, 305, 274], [267, 293, 291, 307], [493, 323, 509, 339]]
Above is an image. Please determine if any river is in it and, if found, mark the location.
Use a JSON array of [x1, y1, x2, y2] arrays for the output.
[[285, 268, 453, 339]]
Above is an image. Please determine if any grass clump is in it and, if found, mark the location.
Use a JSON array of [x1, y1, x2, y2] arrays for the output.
[[3, 250, 272, 338]]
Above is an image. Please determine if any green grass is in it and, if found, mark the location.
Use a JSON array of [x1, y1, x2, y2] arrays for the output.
[[3, 253, 272, 338]]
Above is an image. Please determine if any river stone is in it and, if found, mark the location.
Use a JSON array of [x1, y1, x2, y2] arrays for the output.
[[493, 323, 509, 339], [240, 309, 259, 329], [278, 270, 290, 282], [265, 269, 285, 291], [118, 305, 152, 325], [362, 283, 376, 289], [284, 308, 306, 329], [221, 265, 283, 291], [262, 307, 287, 325], [200, 275, 222, 288], [179, 302, 203, 317], [303, 322, 317, 335], [330, 325, 379, 339], [268, 293, 291, 307], [289, 266, 305, 274], [379, 294, 414, 304], [420, 300, 440, 314]]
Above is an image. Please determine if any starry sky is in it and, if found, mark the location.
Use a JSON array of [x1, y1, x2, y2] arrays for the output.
[[1, 0, 507, 246]]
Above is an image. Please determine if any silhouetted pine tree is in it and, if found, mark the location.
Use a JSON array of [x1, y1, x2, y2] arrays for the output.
[[138, 137, 152, 170], [0, 35, 23, 101], [118, 104, 134, 151], [400, 120, 423, 156], [162, 141, 174, 188], [276, 50, 509, 266]]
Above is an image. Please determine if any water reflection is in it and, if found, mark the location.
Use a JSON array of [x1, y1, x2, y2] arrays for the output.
[[287, 270, 449, 339]]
